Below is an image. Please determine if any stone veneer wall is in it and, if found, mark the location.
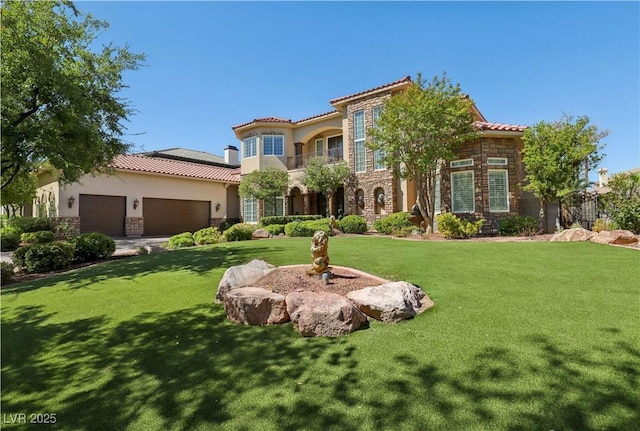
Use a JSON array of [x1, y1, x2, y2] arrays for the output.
[[441, 137, 524, 232], [51, 217, 81, 238], [125, 217, 144, 237], [345, 91, 397, 227]]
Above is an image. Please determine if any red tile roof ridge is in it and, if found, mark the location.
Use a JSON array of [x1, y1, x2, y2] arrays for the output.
[[232, 117, 293, 130], [329, 76, 413, 105], [111, 154, 240, 183], [295, 110, 340, 124], [474, 121, 527, 132]]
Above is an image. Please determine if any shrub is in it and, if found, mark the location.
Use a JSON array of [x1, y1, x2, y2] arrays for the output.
[[260, 215, 323, 226], [12, 242, 75, 273], [393, 226, 424, 237], [193, 227, 225, 245], [497, 215, 538, 236], [606, 199, 640, 234], [1, 229, 21, 251], [437, 213, 484, 239], [284, 219, 332, 237], [284, 218, 332, 237], [21, 230, 56, 245], [373, 212, 413, 235], [6, 217, 53, 233], [223, 223, 256, 241], [1, 262, 15, 285], [70, 232, 116, 262], [264, 224, 285, 236], [592, 218, 619, 233], [168, 232, 196, 249], [337, 215, 367, 234]]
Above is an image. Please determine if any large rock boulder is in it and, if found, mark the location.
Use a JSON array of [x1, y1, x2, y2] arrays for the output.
[[591, 230, 638, 245], [216, 259, 275, 302], [347, 281, 434, 323], [285, 291, 368, 337], [223, 287, 289, 325], [252, 228, 271, 239], [550, 228, 596, 242]]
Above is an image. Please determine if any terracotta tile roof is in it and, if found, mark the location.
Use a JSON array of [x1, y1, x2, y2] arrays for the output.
[[296, 110, 341, 124], [232, 117, 293, 130], [329, 76, 413, 105], [142, 148, 225, 164], [474, 121, 527, 132], [111, 154, 241, 183]]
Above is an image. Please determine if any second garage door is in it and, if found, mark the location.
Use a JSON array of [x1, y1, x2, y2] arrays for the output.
[[143, 198, 210, 236]]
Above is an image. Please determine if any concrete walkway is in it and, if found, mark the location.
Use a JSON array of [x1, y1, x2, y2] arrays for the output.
[[1, 236, 171, 263]]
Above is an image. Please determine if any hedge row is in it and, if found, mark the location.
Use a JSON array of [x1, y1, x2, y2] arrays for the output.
[[11, 232, 116, 273], [260, 215, 323, 226]]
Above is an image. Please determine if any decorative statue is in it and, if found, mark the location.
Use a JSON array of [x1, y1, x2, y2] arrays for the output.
[[309, 230, 330, 274]]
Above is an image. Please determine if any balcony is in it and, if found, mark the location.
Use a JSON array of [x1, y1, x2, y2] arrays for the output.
[[287, 147, 344, 170]]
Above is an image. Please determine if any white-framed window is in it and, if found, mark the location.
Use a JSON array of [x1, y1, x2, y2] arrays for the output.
[[315, 138, 324, 157], [488, 170, 509, 212], [243, 136, 257, 159], [451, 170, 475, 213], [450, 158, 474, 168], [264, 196, 285, 217], [488, 157, 508, 166], [262, 135, 284, 156], [243, 198, 258, 223], [372, 105, 385, 170], [354, 110, 366, 173]]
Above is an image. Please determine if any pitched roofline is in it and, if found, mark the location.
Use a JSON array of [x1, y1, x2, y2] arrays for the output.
[[232, 117, 294, 131], [295, 110, 341, 125], [329, 76, 413, 107]]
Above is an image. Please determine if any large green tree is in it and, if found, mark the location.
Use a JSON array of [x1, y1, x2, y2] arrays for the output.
[[301, 157, 351, 217], [522, 114, 608, 228], [368, 72, 477, 231], [1, 0, 145, 189], [238, 167, 289, 217]]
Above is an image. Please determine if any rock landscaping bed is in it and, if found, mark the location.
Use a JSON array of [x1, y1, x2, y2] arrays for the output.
[[217, 259, 435, 337]]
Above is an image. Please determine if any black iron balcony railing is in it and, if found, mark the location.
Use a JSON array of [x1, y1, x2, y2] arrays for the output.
[[287, 148, 344, 170]]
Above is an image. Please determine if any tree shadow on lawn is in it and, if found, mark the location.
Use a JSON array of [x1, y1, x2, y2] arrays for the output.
[[2, 244, 291, 293], [1, 302, 359, 430], [2, 302, 639, 430], [381, 335, 640, 430]]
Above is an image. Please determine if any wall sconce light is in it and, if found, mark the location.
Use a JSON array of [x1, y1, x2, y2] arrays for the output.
[[215, 202, 221, 212], [133, 198, 139, 210], [376, 192, 385, 206], [68, 196, 75, 208]]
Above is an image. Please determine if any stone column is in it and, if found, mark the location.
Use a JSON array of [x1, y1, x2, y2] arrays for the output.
[[303, 194, 311, 215]]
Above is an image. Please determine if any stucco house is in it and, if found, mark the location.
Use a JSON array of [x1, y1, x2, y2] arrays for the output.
[[35, 147, 241, 237], [233, 76, 538, 231]]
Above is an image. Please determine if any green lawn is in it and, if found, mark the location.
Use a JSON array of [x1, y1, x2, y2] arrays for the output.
[[1, 237, 638, 430]]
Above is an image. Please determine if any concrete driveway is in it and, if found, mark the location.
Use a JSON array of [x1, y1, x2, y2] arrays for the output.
[[1, 236, 171, 263]]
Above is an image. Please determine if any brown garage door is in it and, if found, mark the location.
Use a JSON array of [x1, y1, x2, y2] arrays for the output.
[[79, 194, 126, 236], [143, 198, 210, 236]]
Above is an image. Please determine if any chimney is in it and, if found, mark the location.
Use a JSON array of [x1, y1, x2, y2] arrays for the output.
[[598, 168, 609, 187], [224, 145, 239, 165]]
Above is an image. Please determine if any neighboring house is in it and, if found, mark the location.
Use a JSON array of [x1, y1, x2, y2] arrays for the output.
[[34, 147, 241, 237], [233, 76, 539, 231]]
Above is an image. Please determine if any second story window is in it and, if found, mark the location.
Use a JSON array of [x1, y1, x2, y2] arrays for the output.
[[327, 135, 343, 162], [243, 136, 257, 159], [354, 110, 366, 173], [315, 138, 324, 157], [372, 105, 386, 170], [263, 135, 284, 156]]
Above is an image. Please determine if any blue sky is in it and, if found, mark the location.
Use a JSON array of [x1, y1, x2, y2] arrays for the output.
[[81, 1, 639, 176]]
